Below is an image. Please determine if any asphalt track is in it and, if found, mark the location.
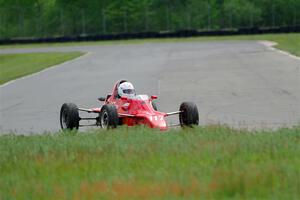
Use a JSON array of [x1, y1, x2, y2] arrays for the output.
[[0, 41, 299, 134]]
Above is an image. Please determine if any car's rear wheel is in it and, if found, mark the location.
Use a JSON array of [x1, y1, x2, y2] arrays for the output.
[[179, 102, 199, 127], [100, 104, 119, 129], [60, 103, 80, 130]]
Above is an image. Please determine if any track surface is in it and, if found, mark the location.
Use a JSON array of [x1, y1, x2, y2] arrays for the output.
[[0, 41, 299, 134]]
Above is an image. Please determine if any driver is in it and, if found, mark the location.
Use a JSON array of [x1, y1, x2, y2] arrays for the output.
[[118, 81, 136, 98]]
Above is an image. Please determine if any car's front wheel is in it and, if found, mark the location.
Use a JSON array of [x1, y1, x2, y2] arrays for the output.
[[179, 102, 199, 127], [60, 103, 80, 130], [100, 104, 119, 129]]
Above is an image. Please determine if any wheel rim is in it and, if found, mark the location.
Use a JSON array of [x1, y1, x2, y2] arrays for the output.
[[61, 110, 68, 129], [101, 111, 109, 129]]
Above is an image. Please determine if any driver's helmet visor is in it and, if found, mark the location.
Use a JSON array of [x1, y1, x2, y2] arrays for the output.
[[123, 89, 135, 94]]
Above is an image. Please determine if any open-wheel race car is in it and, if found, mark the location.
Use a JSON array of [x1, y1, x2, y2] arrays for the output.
[[60, 80, 199, 131]]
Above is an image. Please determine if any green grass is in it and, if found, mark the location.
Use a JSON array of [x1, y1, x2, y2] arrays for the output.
[[0, 52, 83, 84], [1, 126, 299, 199], [0, 33, 299, 56]]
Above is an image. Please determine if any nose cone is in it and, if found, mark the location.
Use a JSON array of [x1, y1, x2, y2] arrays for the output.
[[147, 115, 167, 131]]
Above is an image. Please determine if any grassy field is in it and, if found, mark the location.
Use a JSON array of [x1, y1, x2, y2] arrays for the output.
[[0, 52, 83, 84], [0, 126, 299, 199], [0, 33, 299, 56]]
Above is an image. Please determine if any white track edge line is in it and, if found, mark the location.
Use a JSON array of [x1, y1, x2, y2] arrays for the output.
[[258, 40, 300, 61]]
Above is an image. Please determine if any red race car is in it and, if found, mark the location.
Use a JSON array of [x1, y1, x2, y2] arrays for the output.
[[60, 80, 199, 131]]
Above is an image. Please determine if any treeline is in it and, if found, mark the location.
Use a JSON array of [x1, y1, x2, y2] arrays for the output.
[[0, 0, 299, 38]]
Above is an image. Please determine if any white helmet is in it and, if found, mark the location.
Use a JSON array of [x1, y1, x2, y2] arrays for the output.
[[118, 82, 135, 98]]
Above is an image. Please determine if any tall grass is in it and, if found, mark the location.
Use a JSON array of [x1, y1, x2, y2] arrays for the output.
[[0, 126, 299, 199]]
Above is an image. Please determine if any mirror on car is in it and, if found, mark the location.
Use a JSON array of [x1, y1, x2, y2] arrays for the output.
[[98, 97, 106, 101], [151, 95, 158, 100]]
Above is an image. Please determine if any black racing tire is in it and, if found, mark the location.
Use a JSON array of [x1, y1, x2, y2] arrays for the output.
[[60, 103, 80, 130], [179, 102, 199, 127], [100, 104, 119, 129], [151, 101, 158, 111]]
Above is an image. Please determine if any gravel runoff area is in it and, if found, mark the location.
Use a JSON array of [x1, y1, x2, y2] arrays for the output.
[[0, 41, 299, 134]]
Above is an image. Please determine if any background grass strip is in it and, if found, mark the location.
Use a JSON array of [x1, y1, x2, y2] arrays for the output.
[[0, 52, 83, 84]]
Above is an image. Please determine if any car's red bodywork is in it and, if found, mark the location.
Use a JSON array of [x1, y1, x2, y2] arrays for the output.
[[89, 80, 168, 130]]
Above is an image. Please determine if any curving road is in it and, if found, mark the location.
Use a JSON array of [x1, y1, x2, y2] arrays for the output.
[[0, 41, 299, 134]]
